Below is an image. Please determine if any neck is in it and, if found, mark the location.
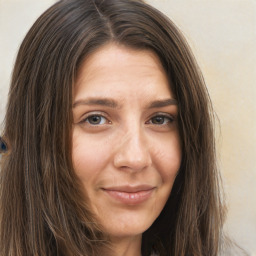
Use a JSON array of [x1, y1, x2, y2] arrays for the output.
[[102, 234, 142, 256]]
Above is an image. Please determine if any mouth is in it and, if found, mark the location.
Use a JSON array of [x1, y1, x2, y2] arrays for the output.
[[101, 185, 156, 205]]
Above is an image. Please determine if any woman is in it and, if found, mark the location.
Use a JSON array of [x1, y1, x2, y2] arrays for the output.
[[0, 0, 227, 255]]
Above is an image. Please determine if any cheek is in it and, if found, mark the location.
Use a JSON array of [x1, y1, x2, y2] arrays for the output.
[[71, 130, 109, 181], [151, 133, 182, 181]]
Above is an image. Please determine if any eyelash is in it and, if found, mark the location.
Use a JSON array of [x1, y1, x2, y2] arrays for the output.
[[146, 114, 174, 126], [79, 112, 174, 126], [80, 113, 111, 126]]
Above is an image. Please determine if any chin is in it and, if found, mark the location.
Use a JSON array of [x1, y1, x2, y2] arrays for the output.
[[97, 207, 159, 239]]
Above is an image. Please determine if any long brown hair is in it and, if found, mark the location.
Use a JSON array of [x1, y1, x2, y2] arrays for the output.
[[0, 0, 226, 255]]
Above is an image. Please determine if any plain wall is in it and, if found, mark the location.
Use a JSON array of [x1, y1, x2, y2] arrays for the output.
[[0, 0, 255, 255]]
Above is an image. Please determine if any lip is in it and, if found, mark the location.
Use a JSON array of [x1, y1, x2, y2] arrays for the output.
[[102, 185, 156, 205]]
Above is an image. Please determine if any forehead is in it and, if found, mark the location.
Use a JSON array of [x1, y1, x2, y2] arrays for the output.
[[74, 43, 173, 102]]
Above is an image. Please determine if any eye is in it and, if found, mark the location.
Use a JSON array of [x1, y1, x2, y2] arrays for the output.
[[83, 114, 109, 125], [147, 114, 174, 125]]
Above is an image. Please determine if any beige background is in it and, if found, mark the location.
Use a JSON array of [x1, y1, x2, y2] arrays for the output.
[[0, 0, 255, 255]]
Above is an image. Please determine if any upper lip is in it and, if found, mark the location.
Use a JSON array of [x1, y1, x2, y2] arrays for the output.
[[102, 185, 155, 193]]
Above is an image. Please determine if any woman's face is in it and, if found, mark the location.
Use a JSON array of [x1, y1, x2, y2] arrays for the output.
[[72, 43, 181, 240]]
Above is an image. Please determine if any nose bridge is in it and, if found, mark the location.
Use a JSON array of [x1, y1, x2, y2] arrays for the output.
[[113, 122, 151, 171], [124, 125, 144, 153]]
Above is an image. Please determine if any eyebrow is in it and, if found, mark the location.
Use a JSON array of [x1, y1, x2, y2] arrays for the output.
[[72, 97, 178, 109], [73, 98, 119, 108], [148, 98, 178, 108]]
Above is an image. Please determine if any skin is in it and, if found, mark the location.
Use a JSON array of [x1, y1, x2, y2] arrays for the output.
[[72, 43, 182, 256]]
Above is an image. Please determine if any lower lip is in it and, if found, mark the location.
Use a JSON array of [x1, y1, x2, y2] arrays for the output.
[[103, 189, 155, 205]]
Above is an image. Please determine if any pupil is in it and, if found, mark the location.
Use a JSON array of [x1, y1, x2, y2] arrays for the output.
[[89, 116, 101, 124], [153, 116, 164, 124]]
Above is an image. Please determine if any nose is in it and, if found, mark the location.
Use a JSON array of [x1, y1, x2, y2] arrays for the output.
[[113, 127, 152, 172]]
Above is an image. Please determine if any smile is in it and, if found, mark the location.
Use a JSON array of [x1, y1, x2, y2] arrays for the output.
[[102, 185, 156, 205]]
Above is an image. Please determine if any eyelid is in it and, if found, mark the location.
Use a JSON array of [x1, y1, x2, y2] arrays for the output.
[[146, 112, 175, 125], [76, 111, 176, 126], [148, 112, 175, 120], [79, 111, 111, 125]]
